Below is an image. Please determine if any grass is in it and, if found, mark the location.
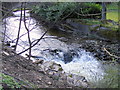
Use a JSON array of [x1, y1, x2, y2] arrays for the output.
[[73, 18, 118, 30], [107, 11, 118, 22], [0, 73, 38, 89], [106, 3, 118, 22], [0, 73, 21, 89]]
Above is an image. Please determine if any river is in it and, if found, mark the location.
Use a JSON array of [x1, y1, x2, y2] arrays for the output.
[[2, 10, 119, 88]]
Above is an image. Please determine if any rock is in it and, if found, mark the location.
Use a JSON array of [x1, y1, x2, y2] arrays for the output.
[[52, 64, 62, 71], [40, 61, 63, 72], [64, 49, 79, 64], [42, 61, 54, 68], [66, 74, 89, 88], [48, 71, 54, 75], [98, 27, 111, 31], [33, 59, 44, 64], [47, 82, 52, 85], [38, 60, 89, 88], [91, 24, 100, 28]]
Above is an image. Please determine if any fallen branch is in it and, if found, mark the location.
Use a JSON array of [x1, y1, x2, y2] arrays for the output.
[[103, 47, 120, 59]]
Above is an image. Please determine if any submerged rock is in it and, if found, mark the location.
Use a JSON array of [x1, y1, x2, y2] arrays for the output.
[[63, 50, 79, 64]]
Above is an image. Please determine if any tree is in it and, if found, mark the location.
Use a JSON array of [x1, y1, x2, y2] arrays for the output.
[[101, 2, 107, 20]]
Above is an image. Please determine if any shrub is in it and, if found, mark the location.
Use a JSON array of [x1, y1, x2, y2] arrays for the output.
[[31, 2, 79, 22], [31, 2, 102, 22]]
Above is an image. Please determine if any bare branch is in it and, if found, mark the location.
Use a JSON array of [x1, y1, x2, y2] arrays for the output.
[[12, 27, 36, 42], [23, 2, 32, 60], [17, 30, 48, 55], [14, 2, 23, 51]]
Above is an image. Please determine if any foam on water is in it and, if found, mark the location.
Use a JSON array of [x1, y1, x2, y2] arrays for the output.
[[46, 49, 105, 83]]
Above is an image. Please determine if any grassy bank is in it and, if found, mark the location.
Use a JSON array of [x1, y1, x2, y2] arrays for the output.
[[106, 2, 118, 22], [107, 10, 118, 22]]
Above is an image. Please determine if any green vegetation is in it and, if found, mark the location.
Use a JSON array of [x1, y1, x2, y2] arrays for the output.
[[0, 73, 21, 88], [31, 2, 119, 30], [73, 19, 101, 25], [68, 74, 73, 78], [31, 2, 118, 23], [71, 19, 118, 31], [107, 2, 118, 10], [81, 3, 102, 14], [107, 11, 118, 22], [106, 2, 118, 22], [31, 2, 102, 22], [0, 73, 38, 89], [58, 67, 63, 71], [90, 62, 119, 88], [31, 2, 78, 22], [99, 63, 118, 88]]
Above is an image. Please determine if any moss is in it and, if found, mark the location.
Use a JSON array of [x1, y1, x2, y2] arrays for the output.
[[58, 68, 63, 71], [68, 74, 72, 78]]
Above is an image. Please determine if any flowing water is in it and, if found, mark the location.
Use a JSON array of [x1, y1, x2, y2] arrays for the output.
[[2, 10, 119, 88]]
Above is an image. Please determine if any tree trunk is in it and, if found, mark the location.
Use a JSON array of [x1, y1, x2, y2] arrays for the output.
[[101, 2, 106, 20]]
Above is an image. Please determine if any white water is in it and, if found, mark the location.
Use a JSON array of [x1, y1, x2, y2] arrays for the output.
[[41, 49, 105, 83]]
